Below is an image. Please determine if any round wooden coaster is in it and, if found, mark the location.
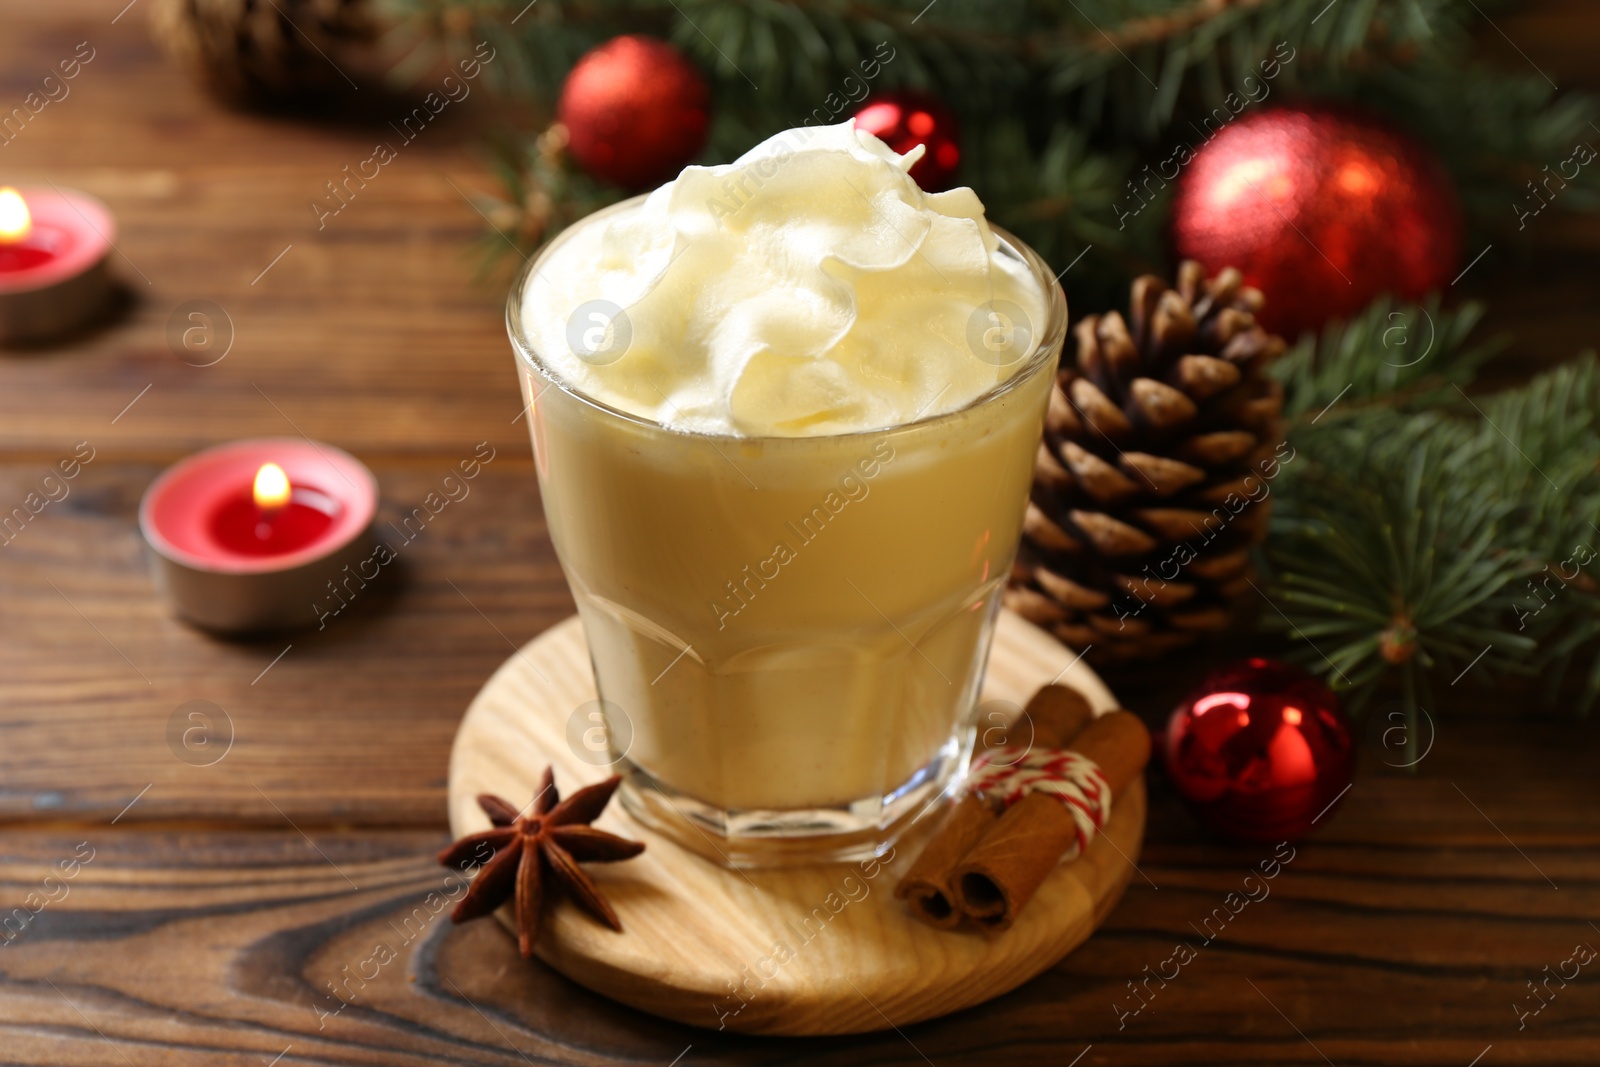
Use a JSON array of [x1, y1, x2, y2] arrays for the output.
[[447, 609, 1146, 1036]]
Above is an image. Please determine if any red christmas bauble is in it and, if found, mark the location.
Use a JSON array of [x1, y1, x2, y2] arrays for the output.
[[1164, 658, 1355, 843], [557, 35, 710, 190], [1171, 106, 1461, 336], [852, 91, 962, 192]]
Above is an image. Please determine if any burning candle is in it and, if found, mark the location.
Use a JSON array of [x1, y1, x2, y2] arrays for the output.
[[210, 461, 340, 556], [0, 185, 116, 345], [140, 439, 378, 633]]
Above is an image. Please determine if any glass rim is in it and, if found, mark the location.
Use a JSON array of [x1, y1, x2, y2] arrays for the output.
[[505, 193, 1068, 444]]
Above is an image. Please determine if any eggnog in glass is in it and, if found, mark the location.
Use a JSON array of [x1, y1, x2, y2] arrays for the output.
[[509, 121, 1066, 866]]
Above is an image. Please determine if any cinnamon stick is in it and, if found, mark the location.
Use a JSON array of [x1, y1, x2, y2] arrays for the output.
[[953, 710, 1151, 932], [897, 796, 994, 927], [895, 685, 1095, 927]]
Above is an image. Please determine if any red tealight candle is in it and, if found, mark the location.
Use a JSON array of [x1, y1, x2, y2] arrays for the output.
[[140, 439, 378, 633], [0, 185, 116, 345], [210, 462, 338, 556]]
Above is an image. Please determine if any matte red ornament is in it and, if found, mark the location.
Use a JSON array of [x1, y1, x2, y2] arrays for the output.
[[1171, 106, 1461, 336], [852, 90, 962, 192], [557, 35, 710, 190], [1164, 658, 1354, 843]]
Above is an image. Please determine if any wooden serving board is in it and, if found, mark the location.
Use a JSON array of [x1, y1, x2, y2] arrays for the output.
[[447, 609, 1146, 1036]]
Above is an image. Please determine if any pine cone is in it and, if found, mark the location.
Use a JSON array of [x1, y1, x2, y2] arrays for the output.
[[1005, 261, 1289, 663], [151, 0, 379, 107]]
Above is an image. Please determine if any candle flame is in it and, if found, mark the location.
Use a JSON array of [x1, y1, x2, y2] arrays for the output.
[[0, 188, 30, 243], [253, 463, 291, 510]]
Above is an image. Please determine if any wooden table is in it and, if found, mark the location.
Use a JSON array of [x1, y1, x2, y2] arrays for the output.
[[2, 2, 1597, 1063]]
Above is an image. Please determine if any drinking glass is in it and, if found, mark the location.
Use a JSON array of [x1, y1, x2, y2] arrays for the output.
[[509, 199, 1067, 866]]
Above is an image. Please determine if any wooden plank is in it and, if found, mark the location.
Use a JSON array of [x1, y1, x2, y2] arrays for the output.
[[1477, 250, 1600, 390], [0, 455, 568, 828], [0, 2, 526, 456], [0, 800, 1595, 1065], [1488, 0, 1600, 91]]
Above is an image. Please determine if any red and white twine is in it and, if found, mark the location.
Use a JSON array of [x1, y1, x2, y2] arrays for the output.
[[969, 747, 1111, 860]]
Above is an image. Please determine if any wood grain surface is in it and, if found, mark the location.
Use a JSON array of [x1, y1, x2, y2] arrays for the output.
[[446, 611, 1143, 1035], [1, 0, 1598, 1063]]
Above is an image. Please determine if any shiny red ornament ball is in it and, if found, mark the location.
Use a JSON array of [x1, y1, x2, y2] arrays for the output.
[[1164, 658, 1355, 843], [557, 35, 710, 190], [852, 90, 962, 192], [1171, 106, 1461, 336]]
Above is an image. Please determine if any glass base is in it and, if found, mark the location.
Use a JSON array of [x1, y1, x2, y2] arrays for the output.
[[616, 731, 973, 869]]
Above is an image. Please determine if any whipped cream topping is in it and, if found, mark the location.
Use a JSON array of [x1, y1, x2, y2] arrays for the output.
[[519, 119, 1047, 437]]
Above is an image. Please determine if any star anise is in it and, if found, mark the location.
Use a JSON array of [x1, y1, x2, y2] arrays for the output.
[[437, 767, 644, 957]]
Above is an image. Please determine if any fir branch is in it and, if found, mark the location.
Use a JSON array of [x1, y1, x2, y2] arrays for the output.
[[382, 0, 666, 98], [1266, 408, 1540, 706], [1044, 0, 1469, 139], [462, 125, 623, 271], [1268, 350, 1600, 717], [1270, 294, 1503, 418]]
